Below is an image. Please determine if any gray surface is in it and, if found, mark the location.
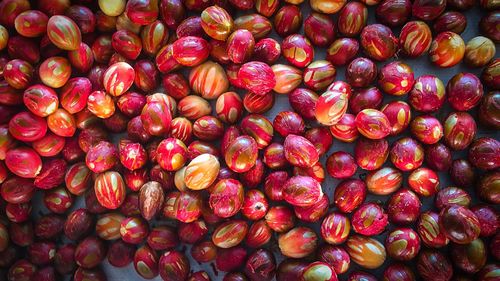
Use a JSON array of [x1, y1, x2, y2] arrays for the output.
[[35, 3, 497, 281]]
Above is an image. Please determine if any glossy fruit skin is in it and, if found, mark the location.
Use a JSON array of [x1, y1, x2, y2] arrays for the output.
[[354, 138, 389, 171], [304, 13, 335, 47], [310, 0, 346, 13], [200, 5, 232, 41], [14, 10, 48, 38], [253, 38, 281, 65], [1, 176, 35, 204], [68, 43, 94, 73], [234, 14, 272, 40], [360, 24, 398, 61], [334, 179, 367, 213], [409, 75, 446, 112], [189, 61, 229, 100], [60, 77, 92, 115], [216, 246, 247, 272], [94, 171, 126, 210], [141, 99, 172, 137], [184, 154, 220, 190], [412, 0, 446, 20], [134, 245, 158, 279], [272, 64, 303, 94], [238, 61, 276, 95], [103, 62, 135, 97], [265, 205, 295, 233], [4, 59, 34, 90], [241, 188, 268, 219], [346, 235, 386, 269], [75, 236, 106, 269], [277, 260, 308, 281], [283, 134, 319, 168], [447, 72, 484, 111], [36, 158, 67, 190], [410, 115, 443, 145], [388, 189, 421, 225], [439, 205, 481, 244], [376, 0, 412, 26], [321, 212, 350, 244], [278, 227, 317, 258], [451, 238, 487, 274], [5, 146, 42, 178], [288, 88, 318, 120], [408, 167, 440, 197], [416, 211, 449, 248], [385, 228, 421, 261], [443, 112, 477, 151], [352, 203, 388, 236], [481, 59, 500, 90], [326, 151, 357, 179], [212, 220, 248, 249], [417, 250, 453, 281], [178, 95, 212, 120], [274, 5, 302, 38], [337, 2, 367, 37], [378, 61, 415, 96], [399, 21, 432, 57], [172, 36, 209, 67], [112, 30, 142, 60], [85, 141, 118, 173], [158, 251, 190, 281], [355, 109, 391, 140], [301, 262, 338, 281], [273, 111, 305, 137], [156, 138, 187, 172], [449, 159, 476, 187], [425, 143, 452, 172], [209, 179, 244, 218], [155, 44, 181, 73], [47, 15, 81, 51], [315, 90, 349, 126], [215, 92, 243, 124], [120, 216, 149, 244], [436, 186, 471, 210], [244, 249, 276, 281], [241, 114, 274, 149], [346, 58, 377, 88], [329, 113, 359, 142], [140, 20, 169, 56], [383, 264, 415, 281], [472, 205, 499, 237], [365, 167, 402, 195], [469, 137, 500, 170], [465, 36, 496, 67], [224, 135, 258, 173], [326, 38, 359, 66], [282, 34, 314, 68], [381, 101, 411, 136], [244, 91, 275, 114], [22, 84, 58, 118], [283, 175, 323, 207], [264, 171, 288, 201], [434, 11, 467, 34], [227, 29, 255, 64], [429, 31, 465, 68], [390, 137, 425, 171]]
